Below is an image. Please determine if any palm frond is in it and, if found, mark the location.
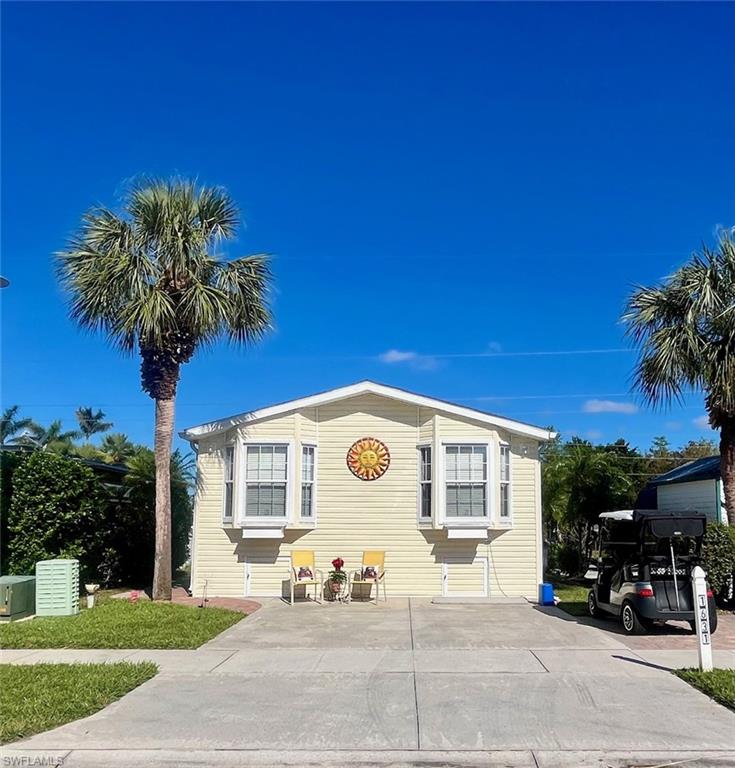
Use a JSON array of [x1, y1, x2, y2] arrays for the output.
[[58, 178, 273, 395], [622, 231, 735, 416]]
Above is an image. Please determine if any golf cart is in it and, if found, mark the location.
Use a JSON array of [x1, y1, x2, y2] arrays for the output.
[[585, 509, 718, 635]]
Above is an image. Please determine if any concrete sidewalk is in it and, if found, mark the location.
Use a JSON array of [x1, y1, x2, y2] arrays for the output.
[[4, 599, 735, 766], [4, 749, 735, 768]]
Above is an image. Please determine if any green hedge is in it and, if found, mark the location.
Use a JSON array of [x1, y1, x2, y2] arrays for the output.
[[5, 451, 192, 588], [8, 453, 108, 581], [702, 523, 735, 604], [1, 452, 23, 573]]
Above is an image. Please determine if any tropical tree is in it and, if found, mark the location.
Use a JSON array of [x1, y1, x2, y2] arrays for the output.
[[76, 407, 112, 442], [16, 420, 81, 453], [623, 231, 735, 528], [100, 433, 136, 464], [57, 178, 272, 599], [556, 440, 633, 567], [1, 406, 33, 445]]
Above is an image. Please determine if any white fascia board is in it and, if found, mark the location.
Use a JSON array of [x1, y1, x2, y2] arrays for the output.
[[180, 380, 557, 443]]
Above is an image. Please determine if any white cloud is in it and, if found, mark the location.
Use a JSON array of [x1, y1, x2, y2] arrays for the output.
[[379, 349, 418, 363], [665, 421, 682, 431], [693, 415, 713, 430], [486, 341, 503, 353], [582, 399, 638, 414], [378, 349, 438, 371], [586, 429, 603, 441]]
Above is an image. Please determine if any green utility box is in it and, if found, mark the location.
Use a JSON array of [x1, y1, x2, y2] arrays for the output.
[[0, 575, 36, 621], [35, 559, 80, 616]]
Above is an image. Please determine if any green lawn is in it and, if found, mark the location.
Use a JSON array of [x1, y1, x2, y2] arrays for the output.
[[0, 662, 157, 744], [675, 668, 735, 712], [552, 582, 589, 617], [0, 599, 244, 649]]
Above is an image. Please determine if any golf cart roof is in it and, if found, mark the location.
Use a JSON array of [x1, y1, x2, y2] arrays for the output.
[[632, 509, 706, 537], [599, 510, 635, 521], [598, 509, 707, 538]]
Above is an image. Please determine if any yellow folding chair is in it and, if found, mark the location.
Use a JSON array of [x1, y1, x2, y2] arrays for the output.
[[289, 550, 323, 605], [350, 551, 386, 604]]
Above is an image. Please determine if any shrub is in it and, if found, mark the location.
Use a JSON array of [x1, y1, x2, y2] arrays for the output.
[[556, 542, 582, 576], [7, 452, 110, 582], [1, 451, 24, 573], [702, 523, 735, 604], [5, 450, 192, 588]]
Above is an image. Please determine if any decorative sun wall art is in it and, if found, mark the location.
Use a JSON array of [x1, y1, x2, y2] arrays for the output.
[[346, 437, 391, 481]]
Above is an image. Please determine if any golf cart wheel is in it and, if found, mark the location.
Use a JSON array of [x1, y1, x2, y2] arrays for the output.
[[587, 590, 601, 618], [621, 600, 647, 635], [689, 611, 718, 635]]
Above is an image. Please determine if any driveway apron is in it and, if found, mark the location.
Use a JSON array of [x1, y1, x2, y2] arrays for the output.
[[9, 598, 735, 756]]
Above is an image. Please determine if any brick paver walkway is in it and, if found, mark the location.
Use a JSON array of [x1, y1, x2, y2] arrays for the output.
[[574, 610, 735, 650], [171, 586, 261, 615]]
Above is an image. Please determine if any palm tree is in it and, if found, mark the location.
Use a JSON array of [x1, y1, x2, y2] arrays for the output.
[[57, 178, 272, 599], [622, 231, 735, 528], [76, 407, 112, 443], [553, 440, 633, 568], [16, 420, 81, 452], [1, 406, 33, 445], [100, 432, 136, 464]]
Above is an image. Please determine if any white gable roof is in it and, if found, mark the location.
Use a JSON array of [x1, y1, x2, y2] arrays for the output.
[[181, 380, 556, 442]]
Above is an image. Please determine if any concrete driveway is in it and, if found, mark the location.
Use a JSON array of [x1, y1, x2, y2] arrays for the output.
[[7, 599, 735, 767]]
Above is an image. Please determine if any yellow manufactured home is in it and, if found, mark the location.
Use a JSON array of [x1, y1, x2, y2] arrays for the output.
[[181, 381, 555, 600]]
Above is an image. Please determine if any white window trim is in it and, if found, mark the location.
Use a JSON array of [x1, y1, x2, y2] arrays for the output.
[[417, 444, 432, 524], [499, 441, 513, 526], [222, 443, 236, 526], [438, 440, 495, 527], [238, 439, 295, 526], [300, 443, 318, 524]]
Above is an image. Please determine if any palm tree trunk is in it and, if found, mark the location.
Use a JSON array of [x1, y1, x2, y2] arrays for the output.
[[721, 416, 735, 529], [152, 397, 175, 600]]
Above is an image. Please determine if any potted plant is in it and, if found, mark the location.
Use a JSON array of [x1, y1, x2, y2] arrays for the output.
[[328, 557, 347, 598]]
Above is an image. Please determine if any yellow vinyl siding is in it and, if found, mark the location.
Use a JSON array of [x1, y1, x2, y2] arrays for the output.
[[191, 393, 542, 599], [418, 407, 434, 443], [190, 438, 245, 597]]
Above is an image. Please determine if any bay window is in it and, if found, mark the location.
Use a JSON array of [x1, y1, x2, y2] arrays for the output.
[[301, 445, 316, 519], [500, 444, 511, 519], [445, 445, 488, 518], [245, 444, 288, 518], [223, 445, 235, 524], [418, 446, 432, 519]]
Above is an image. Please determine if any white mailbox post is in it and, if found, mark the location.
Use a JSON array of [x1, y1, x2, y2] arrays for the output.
[[691, 565, 713, 672]]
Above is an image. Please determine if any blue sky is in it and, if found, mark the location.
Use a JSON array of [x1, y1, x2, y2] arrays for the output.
[[2, 2, 733, 453]]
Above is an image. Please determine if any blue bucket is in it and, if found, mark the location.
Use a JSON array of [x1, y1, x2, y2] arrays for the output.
[[539, 582, 554, 606]]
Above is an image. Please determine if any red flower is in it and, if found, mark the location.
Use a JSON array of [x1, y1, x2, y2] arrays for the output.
[[331, 557, 344, 571], [130, 590, 140, 604]]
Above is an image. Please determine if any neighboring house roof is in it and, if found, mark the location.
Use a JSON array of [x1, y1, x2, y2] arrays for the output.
[[180, 380, 557, 442], [648, 455, 721, 487]]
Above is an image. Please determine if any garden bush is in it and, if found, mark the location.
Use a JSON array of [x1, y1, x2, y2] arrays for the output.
[[1, 451, 24, 573], [555, 542, 583, 576], [5, 450, 192, 588], [7, 452, 110, 582], [702, 522, 735, 605]]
